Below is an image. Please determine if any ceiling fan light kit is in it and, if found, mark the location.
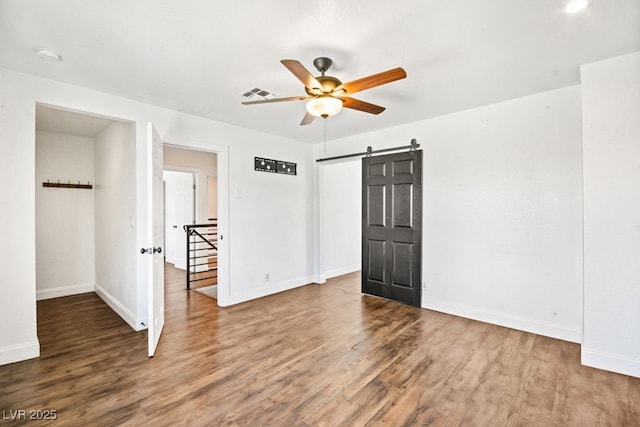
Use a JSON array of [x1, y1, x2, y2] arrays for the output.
[[242, 56, 406, 126], [306, 96, 343, 118]]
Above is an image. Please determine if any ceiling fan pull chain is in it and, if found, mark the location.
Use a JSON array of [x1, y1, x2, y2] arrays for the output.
[[324, 118, 327, 152]]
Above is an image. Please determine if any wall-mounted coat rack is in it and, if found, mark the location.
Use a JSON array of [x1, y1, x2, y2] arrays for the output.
[[43, 179, 93, 190]]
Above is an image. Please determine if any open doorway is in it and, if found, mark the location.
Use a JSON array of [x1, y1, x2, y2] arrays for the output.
[[35, 104, 140, 328], [163, 146, 218, 299], [319, 159, 362, 281]]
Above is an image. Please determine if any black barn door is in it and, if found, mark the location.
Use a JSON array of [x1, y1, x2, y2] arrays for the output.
[[362, 150, 422, 307]]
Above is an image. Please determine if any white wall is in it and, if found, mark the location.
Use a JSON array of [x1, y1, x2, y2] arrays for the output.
[[228, 138, 313, 299], [94, 121, 139, 329], [164, 146, 217, 173], [0, 67, 313, 364], [581, 51, 640, 377], [320, 159, 361, 279], [315, 85, 584, 343], [35, 131, 96, 300]]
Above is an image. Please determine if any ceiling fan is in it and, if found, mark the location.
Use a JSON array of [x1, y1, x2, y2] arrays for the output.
[[242, 57, 407, 126]]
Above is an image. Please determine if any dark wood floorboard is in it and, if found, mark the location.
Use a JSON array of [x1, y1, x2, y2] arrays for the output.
[[1, 263, 639, 426]]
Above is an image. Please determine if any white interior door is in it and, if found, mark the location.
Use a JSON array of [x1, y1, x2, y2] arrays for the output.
[[163, 171, 194, 270], [148, 123, 165, 357]]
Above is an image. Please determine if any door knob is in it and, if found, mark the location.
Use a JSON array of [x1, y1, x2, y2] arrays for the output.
[[140, 247, 162, 254]]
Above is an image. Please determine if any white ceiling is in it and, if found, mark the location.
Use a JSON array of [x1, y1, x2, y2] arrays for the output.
[[2, 0, 639, 143]]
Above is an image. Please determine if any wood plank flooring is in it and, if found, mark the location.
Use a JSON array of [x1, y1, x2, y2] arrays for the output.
[[1, 263, 639, 426]]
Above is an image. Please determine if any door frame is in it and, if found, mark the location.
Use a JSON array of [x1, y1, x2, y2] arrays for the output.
[[161, 139, 229, 307]]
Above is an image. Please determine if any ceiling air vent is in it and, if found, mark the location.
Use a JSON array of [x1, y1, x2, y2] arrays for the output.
[[241, 87, 276, 100]]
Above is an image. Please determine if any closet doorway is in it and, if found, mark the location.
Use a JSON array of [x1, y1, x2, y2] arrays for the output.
[[35, 104, 138, 324]]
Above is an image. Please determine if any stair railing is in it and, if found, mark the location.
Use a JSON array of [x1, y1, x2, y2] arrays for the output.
[[184, 221, 218, 290]]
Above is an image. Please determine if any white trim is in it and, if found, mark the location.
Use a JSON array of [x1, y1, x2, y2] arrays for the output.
[[324, 265, 360, 280], [582, 348, 640, 378], [0, 341, 40, 366], [220, 276, 312, 307], [316, 162, 326, 284], [422, 297, 582, 344], [94, 283, 144, 331], [162, 163, 208, 174], [36, 282, 95, 301]]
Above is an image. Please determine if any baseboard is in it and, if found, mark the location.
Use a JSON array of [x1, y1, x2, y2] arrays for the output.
[[582, 348, 640, 378], [36, 282, 95, 301], [324, 264, 360, 280], [219, 275, 312, 307], [0, 340, 40, 366], [422, 297, 582, 344], [94, 283, 143, 331], [313, 275, 326, 285]]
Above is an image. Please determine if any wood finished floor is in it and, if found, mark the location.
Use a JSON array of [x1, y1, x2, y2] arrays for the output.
[[1, 264, 639, 426]]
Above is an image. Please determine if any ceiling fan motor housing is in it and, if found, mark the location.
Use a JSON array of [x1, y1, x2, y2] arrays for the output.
[[305, 75, 342, 95]]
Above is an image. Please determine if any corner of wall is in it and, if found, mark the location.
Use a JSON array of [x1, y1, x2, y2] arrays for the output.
[[94, 283, 141, 331]]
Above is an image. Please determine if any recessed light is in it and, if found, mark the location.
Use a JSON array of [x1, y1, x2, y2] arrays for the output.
[[564, 0, 590, 14], [35, 48, 62, 61]]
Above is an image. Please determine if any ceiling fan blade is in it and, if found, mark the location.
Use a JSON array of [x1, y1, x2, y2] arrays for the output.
[[342, 97, 386, 114], [241, 96, 310, 105], [300, 112, 316, 126], [281, 59, 323, 92], [334, 67, 407, 96]]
